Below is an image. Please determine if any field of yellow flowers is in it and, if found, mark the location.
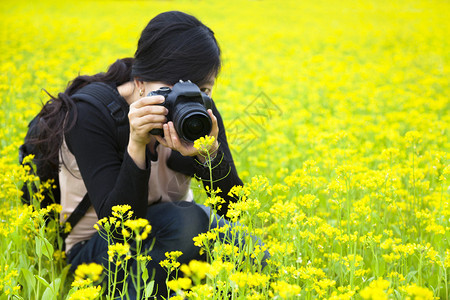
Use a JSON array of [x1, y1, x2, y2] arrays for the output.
[[1, 0, 449, 299]]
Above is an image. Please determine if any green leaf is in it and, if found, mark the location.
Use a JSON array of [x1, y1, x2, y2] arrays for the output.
[[42, 286, 54, 300], [41, 236, 54, 260], [51, 278, 61, 294], [35, 236, 42, 258], [406, 270, 418, 282], [20, 268, 36, 291], [35, 275, 51, 289], [59, 265, 72, 295], [145, 281, 155, 298], [142, 267, 149, 282], [40, 278, 61, 300]]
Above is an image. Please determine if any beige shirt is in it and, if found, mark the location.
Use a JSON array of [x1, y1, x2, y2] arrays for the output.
[[60, 140, 193, 252]]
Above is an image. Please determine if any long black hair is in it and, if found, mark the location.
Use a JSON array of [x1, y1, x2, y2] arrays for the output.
[[132, 11, 221, 85], [31, 11, 221, 172]]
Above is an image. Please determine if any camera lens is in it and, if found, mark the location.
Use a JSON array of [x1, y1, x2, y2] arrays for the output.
[[186, 117, 204, 134], [183, 114, 211, 141], [173, 102, 212, 142]]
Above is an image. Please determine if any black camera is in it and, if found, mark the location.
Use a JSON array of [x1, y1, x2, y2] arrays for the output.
[[148, 80, 213, 143]]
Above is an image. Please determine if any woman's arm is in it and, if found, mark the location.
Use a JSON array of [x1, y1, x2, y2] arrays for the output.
[[65, 101, 151, 219]]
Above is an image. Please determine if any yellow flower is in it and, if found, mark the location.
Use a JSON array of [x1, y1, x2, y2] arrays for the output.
[[71, 278, 93, 288], [193, 135, 216, 151], [359, 278, 392, 300], [167, 277, 192, 291], [180, 260, 210, 280], [53, 250, 66, 261], [166, 250, 183, 260], [107, 243, 130, 262], [74, 263, 104, 282], [121, 228, 130, 238], [188, 283, 214, 298], [123, 218, 149, 231], [399, 283, 435, 300], [160, 251, 183, 271], [63, 221, 72, 234], [404, 131, 423, 147], [111, 205, 132, 218], [21, 154, 35, 165], [229, 271, 269, 288], [136, 255, 152, 261], [439, 165, 449, 181], [204, 195, 225, 210], [444, 249, 450, 268], [68, 286, 101, 300], [269, 280, 301, 298]]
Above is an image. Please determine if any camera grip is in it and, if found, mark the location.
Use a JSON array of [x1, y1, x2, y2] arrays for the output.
[[147, 88, 168, 137], [150, 128, 164, 136]]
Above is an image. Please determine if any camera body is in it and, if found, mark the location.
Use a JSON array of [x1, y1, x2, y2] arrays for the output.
[[148, 80, 213, 143]]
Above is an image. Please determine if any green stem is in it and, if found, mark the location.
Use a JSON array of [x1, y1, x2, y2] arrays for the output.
[[136, 240, 141, 300], [37, 255, 41, 298], [205, 149, 214, 232], [108, 236, 112, 298], [412, 145, 416, 210], [346, 179, 351, 235], [418, 252, 423, 286], [444, 265, 448, 300]]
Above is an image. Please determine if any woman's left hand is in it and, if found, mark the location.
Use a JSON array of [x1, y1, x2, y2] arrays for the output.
[[155, 109, 219, 158]]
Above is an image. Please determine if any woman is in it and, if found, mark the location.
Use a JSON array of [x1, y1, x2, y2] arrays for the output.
[[37, 11, 246, 298]]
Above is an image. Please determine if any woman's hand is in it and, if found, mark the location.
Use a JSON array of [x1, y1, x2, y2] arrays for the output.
[[155, 109, 219, 160], [127, 94, 168, 169], [128, 95, 168, 146]]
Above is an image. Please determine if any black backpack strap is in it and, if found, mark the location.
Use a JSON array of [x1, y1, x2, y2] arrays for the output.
[[72, 82, 130, 153], [60, 193, 91, 240], [61, 82, 130, 236], [72, 82, 129, 125]]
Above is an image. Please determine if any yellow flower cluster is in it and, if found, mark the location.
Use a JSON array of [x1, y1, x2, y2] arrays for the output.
[[68, 286, 101, 300], [111, 204, 133, 218], [269, 280, 301, 298], [159, 251, 183, 272], [179, 260, 209, 281], [123, 218, 152, 241], [400, 283, 435, 300], [0, 265, 20, 296], [74, 262, 103, 282], [359, 278, 392, 300], [107, 243, 131, 263], [193, 135, 216, 152], [167, 277, 192, 292], [229, 271, 270, 288]]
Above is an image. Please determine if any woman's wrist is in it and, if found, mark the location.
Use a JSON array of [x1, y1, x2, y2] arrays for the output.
[[127, 139, 148, 169]]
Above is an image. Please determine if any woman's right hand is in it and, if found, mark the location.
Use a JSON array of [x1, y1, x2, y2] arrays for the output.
[[128, 95, 168, 146], [127, 94, 168, 169]]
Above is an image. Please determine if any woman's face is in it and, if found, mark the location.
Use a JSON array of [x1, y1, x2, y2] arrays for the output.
[[198, 75, 215, 97]]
